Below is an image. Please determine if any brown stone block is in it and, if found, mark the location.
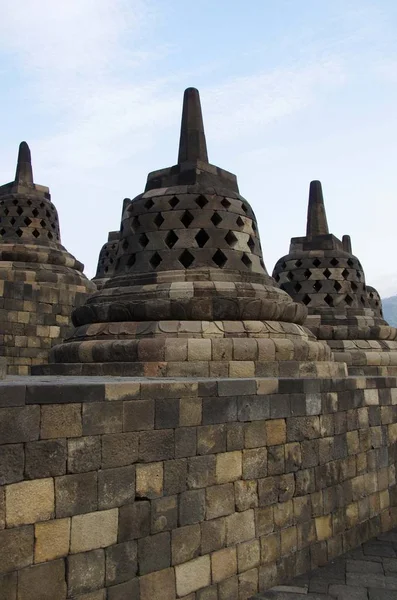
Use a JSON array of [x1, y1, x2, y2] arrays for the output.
[[260, 532, 280, 564], [6, 478, 54, 527], [140, 568, 175, 600], [172, 523, 201, 565], [107, 579, 138, 600], [0, 525, 33, 573], [273, 500, 293, 529], [34, 518, 70, 563], [151, 495, 178, 533], [0, 406, 39, 443], [175, 555, 211, 596], [234, 480, 258, 511], [0, 572, 17, 600], [101, 432, 138, 469], [41, 404, 82, 439], [281, 525, 297, 556], [118, 501, 150, 541], [0, 443, 24, 485], [244, 421, 266, 449], [105, 540, 137, 586], [18, 559, 66, 600], [225, 510, 255, 546], [67, 549, 105, 596], [218, 575, 238, 600], [179, 489, 205, 525], [266, 420, 286, 446], [123, 399, 154, 431], [176, 427, 197, 458], [83, 402, 122, 435], [255, 506, 274, 537], [242, 448, 267, 479], [55, 472, 97, 517], [98, 465, 135, 509], [70, 509, 118, 553], [136, 462, 163, 499], [212, 546, 237, 583], [206, 483, 234, 520], [180, 397, 202, 427], [267, 445, 285, 476], [201, 517, 226, 553], [67, 437, 100, 473], [237, 539, 260, 572], [188, 455, 216, 489], [238, 568, 258, 600], [138, 532, 171, 575], [164, 458, 187, 495], [197, 424, 226, 455]]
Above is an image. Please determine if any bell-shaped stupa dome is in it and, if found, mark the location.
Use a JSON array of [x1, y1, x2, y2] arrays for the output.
[[36, 90, 345, 377], [273, 181, 397, 375], [0, 142, 96, 374]]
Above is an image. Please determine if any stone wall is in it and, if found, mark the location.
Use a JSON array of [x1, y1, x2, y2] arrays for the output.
[[1, 376, 397, 600]]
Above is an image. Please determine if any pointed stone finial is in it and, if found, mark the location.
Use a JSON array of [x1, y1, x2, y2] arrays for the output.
[[306, 180, 329, 237], [178, 88, 209, 164], [342, 235, 352, 254], [15, 142, 34, 184]]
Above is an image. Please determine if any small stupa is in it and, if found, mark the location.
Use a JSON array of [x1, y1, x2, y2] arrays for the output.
[[0, 142, 96, 374], [273, 180, 397, 375], [36, 89, 345, 377]]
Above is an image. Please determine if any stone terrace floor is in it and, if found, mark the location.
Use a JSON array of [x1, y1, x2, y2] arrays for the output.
[[254, 528, 397, 599]]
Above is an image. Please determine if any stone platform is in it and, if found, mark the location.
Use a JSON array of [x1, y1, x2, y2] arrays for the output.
[[254, 527, 397, 599], [1, 374, 397, 599]]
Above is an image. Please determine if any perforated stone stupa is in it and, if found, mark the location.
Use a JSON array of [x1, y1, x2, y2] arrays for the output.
[[35, 89, 346, 377], [92, 231, 120, 289], [0, 142, 96, 374], [273, 180, 397, 375]]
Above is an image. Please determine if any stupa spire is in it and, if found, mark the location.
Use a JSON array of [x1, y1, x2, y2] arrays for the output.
[[306, 180, 329, 237], [15, 141, 34, 185], [177, 87, 208, 164]]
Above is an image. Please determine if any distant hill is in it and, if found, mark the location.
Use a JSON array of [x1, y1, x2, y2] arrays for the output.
[[382, 295, 397, 327]]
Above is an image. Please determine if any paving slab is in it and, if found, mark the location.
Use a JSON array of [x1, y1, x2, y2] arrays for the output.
[[253, 526, 397, 599]]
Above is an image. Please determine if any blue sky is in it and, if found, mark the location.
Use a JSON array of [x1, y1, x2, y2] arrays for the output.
[[1, 0, 397, 295]]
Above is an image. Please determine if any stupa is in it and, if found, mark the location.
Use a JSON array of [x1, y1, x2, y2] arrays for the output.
[[35, 89, 346, 377], [92, 199, 131, 289], [0, 142, 96, 374], [273, 180, 397, 375]]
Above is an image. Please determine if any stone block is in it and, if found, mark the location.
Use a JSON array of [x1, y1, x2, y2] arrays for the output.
[[172, 523, 201, 565], [234, 480, 258, 511], [151, 495, 178, 533], [124, 399, 154, 431], [267, 445, 285, 476], [225, 510, 255, 546], [196, 585, 217, 600], [227, 423, 245, 451], [216, 451, 242, 483], [212, 546, 237, 583], [237, 396, 270, 422], [83, 402, 122, 434], [25, 439, 66, 479], [0, 525, 33, 573], [201, 517, 226, 553], [140, 568, 175, 600], [175, 555, 211, 596], [70, 509, 118, 553], [179, 489, 205, 525], [237, 539, 260, 572], [180, 397, 202, 426], [202, 397, 237, 424], [164, 459, 187, 495], [188, 455, 216, 489], [18, 559, 66, 600], [68, 437, 101, 473], [156, 398, 179, 429], [98, 465, 135, 509], [266, 419, 286, 446], [274, 500, 293, 529], [105, 382, 140, 402], [244, 421, 266, 449], [238, 568, 258, 599], [218, 575, 238, 600], [175, 427, 197, 458], [136, 462, 163, 499], [315, 515, 332, 541], [55, 472, 97, 517], [67, 549, 105, 596], [107, 579, 139, 600], [0, 572, 17, 599], [118, 501, 151, 541], [206, 484, 235, 519], [6, 478, 54, 527], [40, 404, 82, 439], [34, 518, 70, 563], [140, 430, 174, 462], [101, 432, 138, 468], [197, 424, 226, 455], [281, 525, 297, 555], [260, 532, 280, 564], [105, 540, 137, 586], [242, 448, 267, 479], [0, 406, 39, 443], [0, 443, 24, 484], [255, 506, 274, 536], [138, 532, 171, 575]]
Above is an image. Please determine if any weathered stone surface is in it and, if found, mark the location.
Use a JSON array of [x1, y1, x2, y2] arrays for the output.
[[70, 509, 118, 553], [68, 549, 105, 596], [6, 478, 54, 526], [55, 472, 97, 517], [0, 526, 33, 573], [175, 555, 211, 596], [34, 518, 70, 563], [18, 560, 67, 600]]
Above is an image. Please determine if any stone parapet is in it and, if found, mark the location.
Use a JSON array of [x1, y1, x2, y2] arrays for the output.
[[1, 375, 397, 599]]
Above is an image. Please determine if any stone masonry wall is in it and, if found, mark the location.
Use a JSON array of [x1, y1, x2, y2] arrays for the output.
[[1, 376, 397, 599]]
